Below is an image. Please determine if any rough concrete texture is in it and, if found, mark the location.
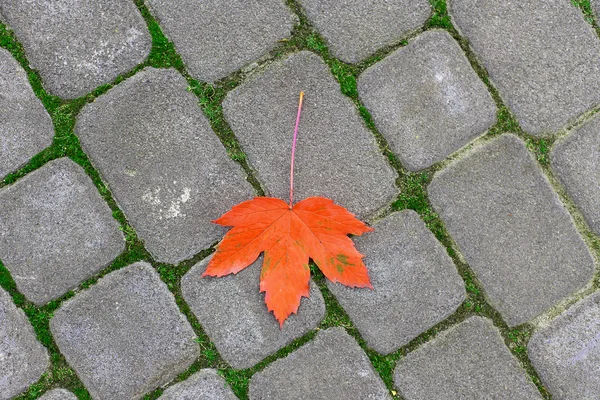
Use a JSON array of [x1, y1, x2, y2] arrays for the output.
[[146, 0, 296, 82], [223, 51, 397, 219], [358, 30, 496, 171], [328, 210, 465, 354], [0, 48, 54, 179], [529, 291, 600, 400], [0, 0, 151, 99], [249, 327, 391, 400], [160, 369, 237, 400], [395, 316, 542, 399], [182, 256, 325, 369], [0, 288, 49, 400], [50, 262, 199, 400], [39, 389, 78, 400], [0, 158, 124, 305], [76, 67, 254, 264], [428, 134, 594, 326], [450, 0, 600, 135], [551, 116, 600, 236], [298, 0, 431, 63]]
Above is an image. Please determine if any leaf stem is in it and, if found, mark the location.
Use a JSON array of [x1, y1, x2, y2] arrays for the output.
[[290, 91, 305, 208]]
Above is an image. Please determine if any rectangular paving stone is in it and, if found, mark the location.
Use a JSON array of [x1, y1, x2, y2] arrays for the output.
[[551, 116, 600, 236], [76, 68, 254, 264], [428, 134, 594, 326], [0, 158, 125, 305], [395, 316, 542, 399], [529, 291, 600, 399], [39, 389, 77, 400], [298, 0, 430, 63], [450, 0, 600, 135], [249, 327, 391, 399], [50, 262, 199, 400], [0, 48, 54, 179], [181, 256, 325, 369], [328, 210, 465, 354], [0, 0, 151, 99], [146, 0, 296, 82], [0, 288, 49, 399], [358, 30, 496, 171], [160, 369, 237, 400], [223, 51, 397, 219]]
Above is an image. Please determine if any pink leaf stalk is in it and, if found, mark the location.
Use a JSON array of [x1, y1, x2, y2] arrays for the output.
[[289, 91, 305, 208]]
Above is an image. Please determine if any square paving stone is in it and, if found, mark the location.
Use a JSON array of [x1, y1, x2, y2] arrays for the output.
[[160, 369, 236, 400], [450, 0, 600, 135], [249, 327, 391, 399], [0, 0, 151, 99], [181, 256, 325, 369], [529, 291, 600, 399], [328, 210, 465, 354], [0, 158, 125, 305], [146, 0, 296, 83], [0, 288, 49, 399], [223, 51, 397, 219], [0, 48, 54, 179], [428, 134, 594, 326], [551, 116, 600, 236], [297, 0, 430, 63], [39, 389, 77, 400], [50, 262, 199, 400], [76, 68, 254, 264], [395, 316, 542, 399], [358, 30, 496, 171]]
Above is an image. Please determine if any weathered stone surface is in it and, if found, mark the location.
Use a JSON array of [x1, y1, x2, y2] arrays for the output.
[[551, 116, 600, 236], [0, 158, 124, 305], [182, 256, 325, 369], [395, 317, 541, 399], [50, 262, 199, 400], [450, 0, 600, 135], [0, 288, 49, 399], [160, 369, 237, 400], [428, 134, 594, 326], [298, 0, 430, 63], [0, 0, 151, 99], [39, 389, 77, 400], [223, 51, 397, 218], [594, 0, 600, 19], [529, 291, 600, 399], [76, 68, 253, 264], [146, 0, 296, 82], [249, 327, 390, 399], [328, 210, 465, 354], [0, 48, 54, 179], [358, 30, 496, 171]]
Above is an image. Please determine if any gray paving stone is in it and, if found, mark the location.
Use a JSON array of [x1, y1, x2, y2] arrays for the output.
[[358, 30, 496, 171], [50, 262, 199, 400], [328, 210, 464, 354], [428, 134, 594, 326], [160, 369, 237, 400], [0, 48, 54, 179], [395, 316, 541, 399], [223, 51, 397, 218], [39, 389, 77, 400], [529, 291, 600, 399], [594, 0, 600, 19], [249, 327, 391, 400], [298, 0, 430, 63], [450, 0, 600, 135], [552, 116, 600, 236], [0, 158, 124, 305], [182, 256, 325, 369], [0, 288, 49, 399], [429, 134, 594, 326], [76, 68, 253, 264], [0, 0, 151, 99], [146, 0, 296, 83]]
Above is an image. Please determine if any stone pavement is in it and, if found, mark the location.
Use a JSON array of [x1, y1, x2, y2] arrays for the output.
[[1, 0, 600, 399]]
